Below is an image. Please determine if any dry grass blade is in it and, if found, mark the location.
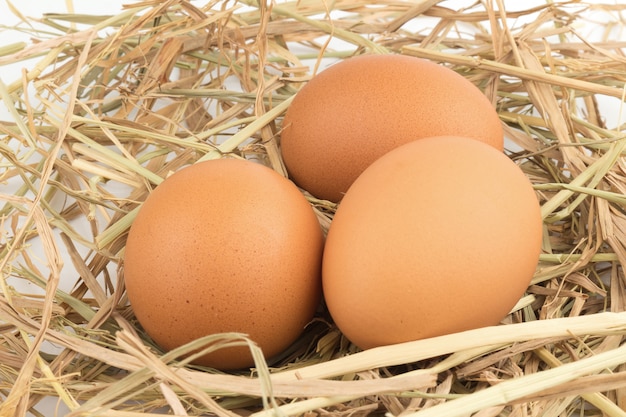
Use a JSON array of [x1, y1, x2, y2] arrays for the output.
[[401, 46, 626, 99], [270, 312, 626, 379], [1, 0, 626, 416], [405, 341, 626, 417]]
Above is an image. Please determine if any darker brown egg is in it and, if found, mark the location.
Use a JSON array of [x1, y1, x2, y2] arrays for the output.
[[280, 54, 504, 202], [124, 158, 324, 370]]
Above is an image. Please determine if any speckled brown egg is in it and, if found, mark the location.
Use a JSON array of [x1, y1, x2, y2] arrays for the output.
[[123, 158, 324, 370], [280, 54, 504, 202], [322, 136, 542, 350]]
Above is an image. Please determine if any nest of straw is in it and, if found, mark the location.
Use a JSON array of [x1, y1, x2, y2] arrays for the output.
[[1, 0, 626, 415]]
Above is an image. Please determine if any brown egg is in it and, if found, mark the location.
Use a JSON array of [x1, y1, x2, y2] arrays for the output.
[[322, 136, 542, 350], [123, 158, 324, 370], [280, 54, 504, 202]]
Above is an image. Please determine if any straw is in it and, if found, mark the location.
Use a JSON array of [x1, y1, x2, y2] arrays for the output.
[[1, 0, 626, 415]]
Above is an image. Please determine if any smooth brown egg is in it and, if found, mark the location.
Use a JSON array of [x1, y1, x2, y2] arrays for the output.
[[123, 158, 324, 370], [322, 136, 542, 350], [280, 54, 504, 202]]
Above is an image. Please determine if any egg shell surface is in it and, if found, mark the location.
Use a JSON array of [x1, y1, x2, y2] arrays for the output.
[[124, 158, 324, 370], [280, 54, 504, 202], [322, 136, 543, 350]]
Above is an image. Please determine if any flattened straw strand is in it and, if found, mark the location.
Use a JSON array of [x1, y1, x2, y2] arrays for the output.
[[250, 396, 358, 417], [572, 116, 626, 149], [0, 156, 52, 217], [271, 312, 626, 382], [534, 182, 626, 206], [0, 210, 98, 316], [385, 0, 442, 33], [512, 373, 626, 410], [404, 342, 626, 417], [0, 78, 37, 153], [151, 331, 437, 398], [59, 233, 108, 307], [569, 26, 626, 66], [251, 345, 503, 417], [71, 412, 178, 417], [255, 0, 287, 178], [68, 114, 218, 152], [4, 45, 66, 94], [59, 123, 164, 185], [75, 102, 157, 163], [0, 4, 148, 67], [539, 252, 619, 263], [241, 0, 389, 55], [114, 332, 242, 417], [66, 369, 162, 417], [198, 95, 294, 162], [297, 0, 335, 77], [0, 205, 66, 415], [254, 350, 508, 417], [401, 46, 626, 99], [540, 137, 626, 221], [194, 116, 257, 142], [159, 382, 188, 416], [0, 41, 26, 56], [534, 347, 626, 417], [71, 158, 143, 188], [179, 354, 437, 397], [27, 337, 80, 413], [4, 0, 28, 24], [95, 206, 140, 250], [0, 298, 143, 371]]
